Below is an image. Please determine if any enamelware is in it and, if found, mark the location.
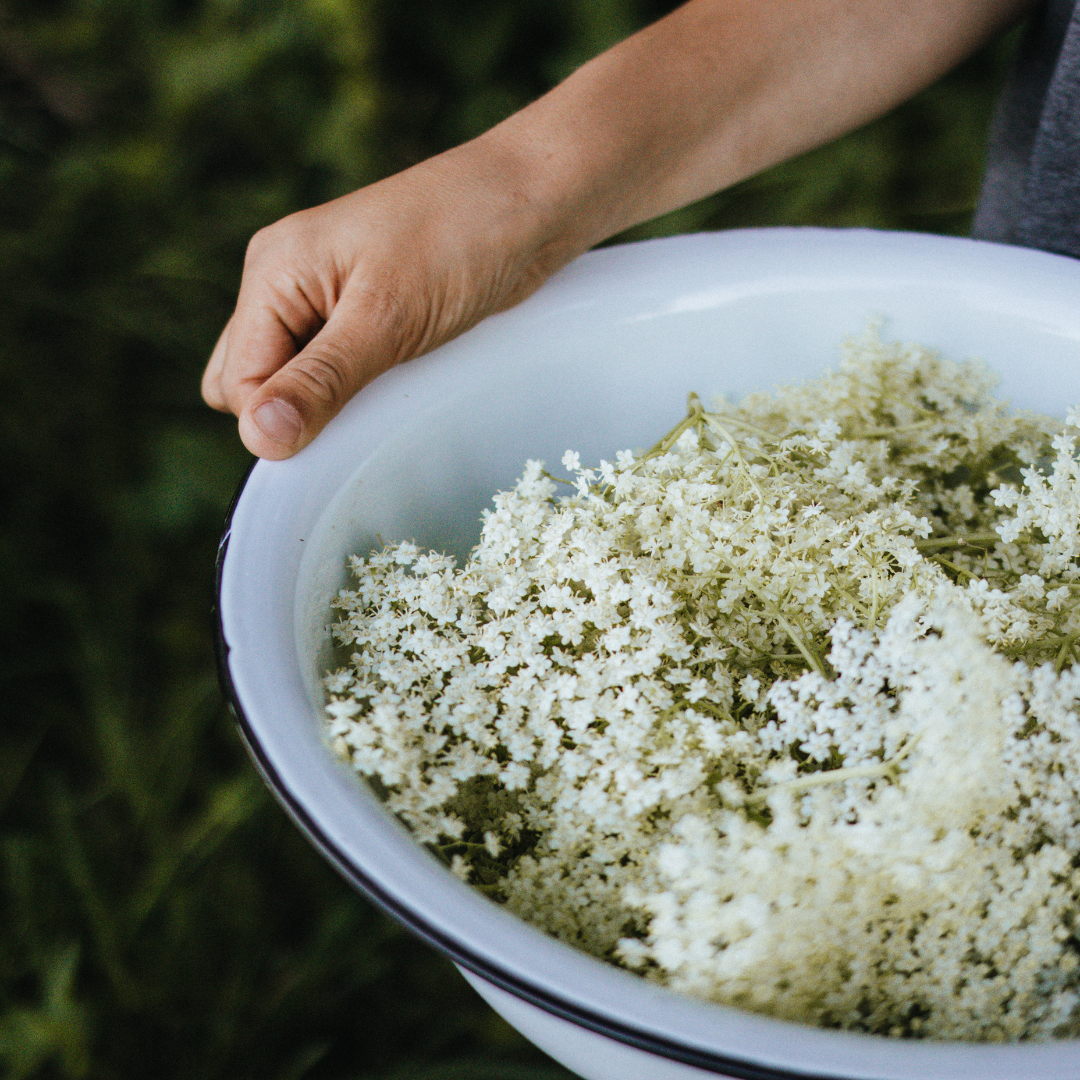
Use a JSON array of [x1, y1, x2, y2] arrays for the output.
[[217, 228, 1080, 1080]]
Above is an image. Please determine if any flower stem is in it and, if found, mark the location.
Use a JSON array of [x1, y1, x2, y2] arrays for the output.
[[915, 533, 1001, 552], [748, 734, 923, 803], [703, 414, 764, 499], [774, 611, 826, 677]]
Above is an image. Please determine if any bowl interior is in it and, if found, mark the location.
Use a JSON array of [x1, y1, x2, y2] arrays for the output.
[[292, 236, 1080, 708], [222, 228, 1080, 1080]]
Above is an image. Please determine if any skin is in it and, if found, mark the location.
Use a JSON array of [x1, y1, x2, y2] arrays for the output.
[[202, 0, 1034, 460]]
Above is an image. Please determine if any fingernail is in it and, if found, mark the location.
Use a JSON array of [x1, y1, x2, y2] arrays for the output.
[[253, 399, 301, 446]]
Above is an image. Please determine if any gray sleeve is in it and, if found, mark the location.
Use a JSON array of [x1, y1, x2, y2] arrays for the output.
[[971, 0, 1079, 254]]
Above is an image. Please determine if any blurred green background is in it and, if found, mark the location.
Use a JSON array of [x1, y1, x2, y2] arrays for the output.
[[0, 2, 1018, 1077]]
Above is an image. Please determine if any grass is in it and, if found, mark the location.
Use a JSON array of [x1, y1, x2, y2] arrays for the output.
[[0, 1, 1018, 1076]]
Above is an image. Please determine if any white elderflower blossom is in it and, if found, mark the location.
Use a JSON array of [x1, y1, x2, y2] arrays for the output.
[[324, 331, 1080, 1041]]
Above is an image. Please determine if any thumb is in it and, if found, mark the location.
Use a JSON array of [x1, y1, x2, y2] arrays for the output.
[[237, 296, 405, 459]]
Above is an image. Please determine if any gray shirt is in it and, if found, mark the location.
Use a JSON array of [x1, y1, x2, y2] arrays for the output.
[[972, 0, 1080, 257]]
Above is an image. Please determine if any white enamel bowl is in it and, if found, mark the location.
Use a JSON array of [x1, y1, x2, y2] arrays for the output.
[[216, 228, 1080, 1080]]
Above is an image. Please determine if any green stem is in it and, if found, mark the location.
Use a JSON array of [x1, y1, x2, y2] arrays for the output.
[[703, 415, 764, 499], [747, 734, 922, 803], [930, 554, 977, 582], [540, 469, 575, 485], [688, 698, 737, 724], [860, 419, 936, 438], [638, 395, 705, 464], [1056, 631, 1080, 673], [774, 611, 826, 677], [703, 412, 782, 442], [827, 579, 872, 621], [915, 533, 1001, 552]]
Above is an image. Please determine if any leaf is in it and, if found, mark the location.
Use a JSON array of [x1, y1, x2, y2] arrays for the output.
[[0, 942, 90, 1079]]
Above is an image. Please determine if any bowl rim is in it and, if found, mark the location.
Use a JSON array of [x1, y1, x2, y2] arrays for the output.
[[215, 226, 1080, 1080]]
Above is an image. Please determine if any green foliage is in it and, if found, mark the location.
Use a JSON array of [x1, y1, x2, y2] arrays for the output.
[[375, 0, 681, 168], [0, 0, 1017, 1076]]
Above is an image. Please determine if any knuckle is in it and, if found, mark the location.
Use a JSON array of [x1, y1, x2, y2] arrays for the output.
[[244, 215, 300, 270], [353, 278, 424, 361], [244, 225, 275, 268], [289, 349, 353, 410]]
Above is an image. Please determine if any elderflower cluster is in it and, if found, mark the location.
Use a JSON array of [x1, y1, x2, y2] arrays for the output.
[[324, 330, 1080, 1041]]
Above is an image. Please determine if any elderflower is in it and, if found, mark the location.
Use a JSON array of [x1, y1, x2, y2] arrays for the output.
[[324, 329, 1080, 1041]]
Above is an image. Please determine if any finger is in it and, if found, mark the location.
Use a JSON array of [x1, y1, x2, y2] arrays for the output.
[[202, 286, 312, 417], [218, 297, 315, 417], [201, 319, 232, 411], [236, 287, 408, 459]]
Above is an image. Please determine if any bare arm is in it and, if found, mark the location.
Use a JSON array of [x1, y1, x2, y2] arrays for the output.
[[203, 0, 1033, 459]]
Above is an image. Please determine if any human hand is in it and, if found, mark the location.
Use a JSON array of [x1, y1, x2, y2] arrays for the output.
[[201, 140, 573, 459]]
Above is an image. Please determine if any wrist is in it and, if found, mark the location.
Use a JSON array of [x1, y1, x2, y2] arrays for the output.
[[428, 128, 592, 313]]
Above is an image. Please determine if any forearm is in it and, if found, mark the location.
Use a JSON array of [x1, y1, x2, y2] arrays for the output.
[[478, 0, 1035, 262]]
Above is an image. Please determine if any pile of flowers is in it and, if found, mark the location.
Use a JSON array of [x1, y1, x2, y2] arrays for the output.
[[324, 330, 1080, 1041]]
